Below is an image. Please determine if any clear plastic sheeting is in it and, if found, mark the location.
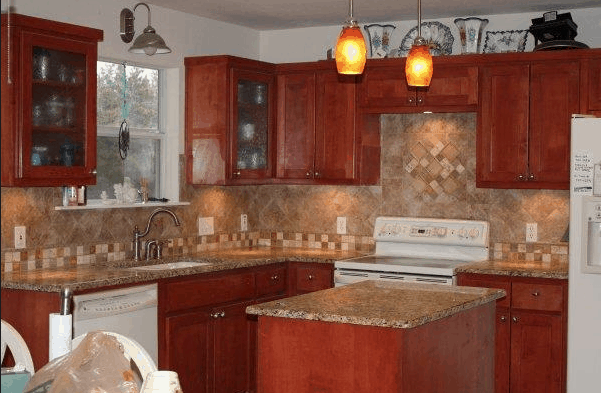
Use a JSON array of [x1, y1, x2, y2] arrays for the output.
[[24, 331, 142, 393]]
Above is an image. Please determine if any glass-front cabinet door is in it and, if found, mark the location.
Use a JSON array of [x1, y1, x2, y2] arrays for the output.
[[19, 32, 98, 185], [230, 69, 274, 182]]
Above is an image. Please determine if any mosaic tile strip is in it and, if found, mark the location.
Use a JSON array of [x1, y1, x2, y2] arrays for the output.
[[490, 242, 569, 263]]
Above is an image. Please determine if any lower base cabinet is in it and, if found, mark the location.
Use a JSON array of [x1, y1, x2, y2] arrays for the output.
[[159, 262, 333, 393], [457, 273, 567, 393]]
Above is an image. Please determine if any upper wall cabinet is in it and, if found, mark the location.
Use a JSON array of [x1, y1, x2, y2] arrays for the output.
[[276, 64, 358, 184], [583, 55, 601, 116], [185, 56, 276, 185], [357, 58, 478, 113], [1, 14, 103, 187]]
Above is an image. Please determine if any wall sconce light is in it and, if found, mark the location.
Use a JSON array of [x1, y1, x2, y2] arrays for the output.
[[120, 2, 171, 55], [405, 0, 433, 86], [335, 0, 367, 75]]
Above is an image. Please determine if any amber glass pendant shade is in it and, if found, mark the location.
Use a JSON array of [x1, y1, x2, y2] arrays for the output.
[[335, 25, 367, 75], [405, 43, 433, 86]]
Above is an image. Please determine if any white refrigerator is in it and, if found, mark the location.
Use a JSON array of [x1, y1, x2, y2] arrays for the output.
[[568, 116, 601, 392]]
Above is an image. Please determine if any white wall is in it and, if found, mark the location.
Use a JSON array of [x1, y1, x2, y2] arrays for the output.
[[259, 7, 601, 63]]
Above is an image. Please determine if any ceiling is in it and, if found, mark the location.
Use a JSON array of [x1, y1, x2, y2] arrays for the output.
[[147, 0, 599, 30]]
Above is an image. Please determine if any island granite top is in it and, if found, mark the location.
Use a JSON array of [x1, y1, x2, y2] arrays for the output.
[[246, 280, 506, 329]]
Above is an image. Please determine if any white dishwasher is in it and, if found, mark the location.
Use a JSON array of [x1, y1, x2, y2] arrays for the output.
[[72, 283, 158, 363]]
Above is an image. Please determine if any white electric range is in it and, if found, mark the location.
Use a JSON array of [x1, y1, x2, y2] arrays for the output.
[[334, 217, 490, 286]]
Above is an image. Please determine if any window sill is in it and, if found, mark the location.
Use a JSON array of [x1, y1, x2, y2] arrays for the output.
[[54, 200, 190, 211]]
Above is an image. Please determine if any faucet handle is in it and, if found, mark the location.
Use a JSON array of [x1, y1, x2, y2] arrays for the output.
[[144, 239, 158, 261]]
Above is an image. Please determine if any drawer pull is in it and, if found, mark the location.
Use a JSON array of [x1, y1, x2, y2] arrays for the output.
[[532, 291, 540, 297], [211, 311, 225, 319], [512, 316, 519, 323]]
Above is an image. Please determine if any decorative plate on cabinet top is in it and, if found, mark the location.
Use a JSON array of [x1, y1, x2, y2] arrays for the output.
[[482, 30, 529, 53], [391, 21, 454, 57]]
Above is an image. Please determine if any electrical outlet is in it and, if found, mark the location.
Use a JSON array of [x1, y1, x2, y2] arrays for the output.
[[526, 223, 538, 243], [15, 226, 26, 249], [241, 214, 248, 232], [198, 217, 214, 236], [337, 217, 347, 235]]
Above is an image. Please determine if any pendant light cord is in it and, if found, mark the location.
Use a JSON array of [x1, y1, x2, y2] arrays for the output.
[[417, 0, 422, 38]]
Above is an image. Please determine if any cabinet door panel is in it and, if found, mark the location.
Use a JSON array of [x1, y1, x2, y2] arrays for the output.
[[276, 73, 316, 180], [510, 311, 564, 393], [420, 64, 478, 107], [211, 301, 254, 393], [477, 64, 530, 186], [358, 65, 414, 107], [495, 308, 511, 393], [164, 311, 211, 393], [529, 61, 579, 187], [315, 71, 356, 182]]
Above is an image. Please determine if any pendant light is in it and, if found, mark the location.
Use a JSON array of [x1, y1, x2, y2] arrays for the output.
[[405, 0, 433, 86], [335, 0, 367, 75]]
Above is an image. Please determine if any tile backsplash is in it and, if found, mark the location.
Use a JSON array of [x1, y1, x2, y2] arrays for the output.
[[1, 113, 569, 271]]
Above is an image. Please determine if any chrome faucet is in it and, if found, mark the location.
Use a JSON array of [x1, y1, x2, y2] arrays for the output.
[[133, 208, 181, 261]]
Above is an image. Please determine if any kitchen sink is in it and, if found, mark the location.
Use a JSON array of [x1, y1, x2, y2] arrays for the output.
[[130, 261, 211, 271]]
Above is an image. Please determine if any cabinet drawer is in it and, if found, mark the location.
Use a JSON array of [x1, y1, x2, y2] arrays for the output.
[[163, 272, 255, 313], [296, 265, 332, 293], [511, 281, 564, 312], [256, 267, 287, 297]]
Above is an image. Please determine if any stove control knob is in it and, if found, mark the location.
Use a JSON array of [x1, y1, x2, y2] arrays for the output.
[[469, 228, 480, 238]]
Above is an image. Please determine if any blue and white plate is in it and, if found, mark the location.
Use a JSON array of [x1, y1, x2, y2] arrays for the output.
[[391, 21, 454, 57]]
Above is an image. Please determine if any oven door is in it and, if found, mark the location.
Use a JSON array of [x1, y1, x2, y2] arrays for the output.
[[334, 268, 454, 287]]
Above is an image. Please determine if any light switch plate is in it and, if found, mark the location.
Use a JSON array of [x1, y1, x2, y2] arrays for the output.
[[198, 217, 214, 236], [241, 214, 248, 232], [526, 223, 537, 243], [337, 217, 347, 235]]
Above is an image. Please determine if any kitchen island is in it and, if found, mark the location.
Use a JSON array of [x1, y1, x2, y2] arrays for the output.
[[247, 280, 505, 393]]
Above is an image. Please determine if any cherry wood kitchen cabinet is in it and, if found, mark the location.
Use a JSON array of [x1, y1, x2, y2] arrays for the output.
[[275, 64, 358, 184], [185, 56, 276, 185], [457, 273, 568, 393], [583, 55, 601, 116], [357, 57, 478, 112], [287, 262, 333, 295], [1, 14, 103, 187], [477, 59, 579, 189]]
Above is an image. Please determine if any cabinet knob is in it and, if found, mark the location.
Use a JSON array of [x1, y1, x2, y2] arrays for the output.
[[527, 173, 536, 181], [211, 311, 225, 319], [306, 171, 312, 178], [516, 174, 526, 181], [271, 275, 279, 281], [500, 315, 507, 322], [308, 274, 314, 280], [234, 171, 241, 177], [512, 316, 519, 323], [90, 168, 97, 175], [532, 291, 540, 297], [314, 172, 320, 178], [408, 96, 415, 104], [416, 96, 424, 104]]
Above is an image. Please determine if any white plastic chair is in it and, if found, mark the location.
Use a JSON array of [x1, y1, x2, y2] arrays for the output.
[[71, 331, 157, 382], [1, 319, 35, 375]]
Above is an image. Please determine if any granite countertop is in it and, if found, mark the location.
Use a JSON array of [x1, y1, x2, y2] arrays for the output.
[[0, 247, 366, 292], [246, 280, 505, 329], [455, 259, 569, 279]]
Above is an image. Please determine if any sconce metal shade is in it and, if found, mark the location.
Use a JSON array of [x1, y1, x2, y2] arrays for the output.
[[335, 24, 367, 74], [128, 25, 171, 55], [405, 39, 433, 86], [120, 2, 171, 56]]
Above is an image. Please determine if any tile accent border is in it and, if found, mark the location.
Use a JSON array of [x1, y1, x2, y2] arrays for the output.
[[1, 236, 568, 273]]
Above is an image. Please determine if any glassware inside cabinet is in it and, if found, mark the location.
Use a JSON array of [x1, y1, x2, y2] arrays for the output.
[[30, 46, 86, 168], [236, 79, 269, 171]]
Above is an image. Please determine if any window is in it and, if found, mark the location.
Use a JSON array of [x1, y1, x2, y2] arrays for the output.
[[90, 61, 169, 202]]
